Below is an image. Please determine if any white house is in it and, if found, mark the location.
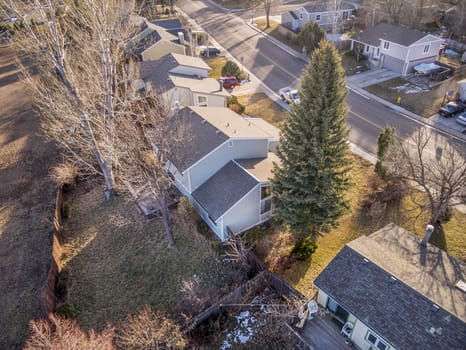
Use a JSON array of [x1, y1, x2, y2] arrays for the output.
[[134, 53, 230, 108], [351, 23, 444, 75], [167, 106, 280, 240], [281, 2, 355, 32], [313, 223, 466, 350]]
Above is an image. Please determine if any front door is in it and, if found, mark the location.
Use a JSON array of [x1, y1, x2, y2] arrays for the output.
[[374, 47, 381, 59]]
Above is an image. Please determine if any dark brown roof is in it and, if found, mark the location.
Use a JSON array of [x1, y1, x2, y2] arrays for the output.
[[314, 224, 466, 350], [352, 23, 432, 47], [192, 161, 259, 221]]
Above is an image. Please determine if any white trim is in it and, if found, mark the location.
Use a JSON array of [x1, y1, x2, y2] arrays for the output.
[[187, 168, 192, 192]]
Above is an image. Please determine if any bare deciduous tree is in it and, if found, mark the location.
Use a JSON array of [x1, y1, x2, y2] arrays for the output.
[[2, 0, 136, 200], [115, 305, 186, 350], [116, 96, 186, 247], [24, 314, 115, 350], [388, 128, 466, 231], [384, 0, 406, 24], [260, 0, 273, 28]]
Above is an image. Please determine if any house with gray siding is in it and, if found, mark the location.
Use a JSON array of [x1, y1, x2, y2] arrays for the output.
[[351, 23, 443, 75], [281, 2, 355, 32], [167, 106, 280, 240], [132, 53, 230, 108], [312, 223, 466, 350]]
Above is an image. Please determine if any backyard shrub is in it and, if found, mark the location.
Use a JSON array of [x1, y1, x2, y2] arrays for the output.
[[197, 219, 209, 235], [291, 237, 317, 260], [177, 196, 196, 220], [61, 202, 70, 219], [227, 96, 245, 114], [56, 302, 73, 319]]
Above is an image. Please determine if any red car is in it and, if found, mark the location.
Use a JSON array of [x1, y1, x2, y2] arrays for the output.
[[220, 76, 239, 89], [438, 101, 464, 118]]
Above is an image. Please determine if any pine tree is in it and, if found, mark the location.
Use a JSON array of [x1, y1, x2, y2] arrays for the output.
[[272, 40, 351, 238]]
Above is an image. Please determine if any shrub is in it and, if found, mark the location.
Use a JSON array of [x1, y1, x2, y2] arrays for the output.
[[227, 96, 245, 114], [56, 302, 73, 319], [61, 202, 70, 219], [291, 237, 317, 260], [55, 270, 69, 300], [221, 60, 241, 79], [50, 162, 78, 189], [197, 220, 209, 235]]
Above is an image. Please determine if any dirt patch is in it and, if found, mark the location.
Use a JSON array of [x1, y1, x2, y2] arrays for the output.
[[0, 47, 59, 349]]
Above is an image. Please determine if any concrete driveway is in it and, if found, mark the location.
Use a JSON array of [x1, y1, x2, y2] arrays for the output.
[[346, 68, 400, 88]]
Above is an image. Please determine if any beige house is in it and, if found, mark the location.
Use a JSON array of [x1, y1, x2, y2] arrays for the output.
[[313, 223, 466, 350]]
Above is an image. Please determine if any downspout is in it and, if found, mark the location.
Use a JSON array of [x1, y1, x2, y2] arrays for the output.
[[403, 46, 412, 76]]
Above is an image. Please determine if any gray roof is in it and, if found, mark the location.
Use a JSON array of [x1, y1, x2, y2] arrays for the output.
[[352, 23, 432, 47], [139, 55, 177, 91], [303, 2, 355, 13], [236, 153, 280, 182], [314, 225, 466, 350], [152, 18, 183, 30], [192, 161, 259, 221], [168, 107, 229, 172]]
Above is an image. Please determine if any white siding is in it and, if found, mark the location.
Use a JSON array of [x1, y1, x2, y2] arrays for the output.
[[192, 92, 226, 107], [188, 139, 269, 192], [190, 195, 223, 238], [221, 184, 261, 237], [350, 319, 398, 350], [381, 41, 408, 61], [316, 289, 329, 306], [406, 40, 442, 61], [170, 65, 209, 78]]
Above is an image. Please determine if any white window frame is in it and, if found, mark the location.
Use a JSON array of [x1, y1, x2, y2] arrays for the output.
[[316, 14, 321, 21], [228, 140, 234, 148], [383, 41, 390, 50], [366, 330, 389, 350], [197, 95, 207, 106], [300, 12, 303, 19], [424, 44, 430, 53]]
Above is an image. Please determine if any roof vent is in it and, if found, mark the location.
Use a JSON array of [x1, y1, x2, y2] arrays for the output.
[[216, 130, 221, 134], [233, 129, 237, 134], [201, 119, 207, 124], [443, 315, 451, 324], [431, 304, 440, 312], [362, 258, 369, 265], [455, 280, 466, 293], [226, 122, 230, 127], [389, 276, 397, 284]]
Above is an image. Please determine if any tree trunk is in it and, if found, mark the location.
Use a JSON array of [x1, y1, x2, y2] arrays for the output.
[[101, 159, 117, 200], [160, 198, 175, 247]]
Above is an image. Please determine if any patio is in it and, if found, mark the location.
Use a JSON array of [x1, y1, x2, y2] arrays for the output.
[[296, 313, 353, 350]]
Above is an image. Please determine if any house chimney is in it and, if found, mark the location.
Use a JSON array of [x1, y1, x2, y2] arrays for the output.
[[421, 225, 435, 246], [178, 32, 185, 45]]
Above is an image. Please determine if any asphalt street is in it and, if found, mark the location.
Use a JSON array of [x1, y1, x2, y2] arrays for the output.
[[178, 0, 466, 156]]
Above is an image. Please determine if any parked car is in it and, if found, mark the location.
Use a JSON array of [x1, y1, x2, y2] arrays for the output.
[[438, 101, 464, 117], [199, 45, 220, 57], [278, 86, 300, 104], [456, 112, 466, 126], [220, 76, 238, 89]]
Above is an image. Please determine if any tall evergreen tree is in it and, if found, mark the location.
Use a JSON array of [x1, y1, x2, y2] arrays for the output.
[[272, 40, 351, 238]]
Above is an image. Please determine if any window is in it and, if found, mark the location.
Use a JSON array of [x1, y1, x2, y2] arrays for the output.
[[228, 140, 233, 148], [383, 41, 390, 49], [342, 11, 348, 20], [366, 45, 370, 52], [300, 12, 303, 19], [424, 44, 430, 53], [316, 14, 320, 21], [198, 95, 207, 106], [261, 186, 271, 199], [366, 331, 389, 350]]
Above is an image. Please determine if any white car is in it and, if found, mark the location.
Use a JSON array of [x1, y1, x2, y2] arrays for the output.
[[456, 112, 466, 126], [278, 87, 300, 104]]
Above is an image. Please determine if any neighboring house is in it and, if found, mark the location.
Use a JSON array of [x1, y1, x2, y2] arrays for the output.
[[351, 23, 444, 75], [167, 106, 280, 240], [128, 18, 186, 61], [281, 2, 355, 32], [133, 52, 230, 108], [313, 223, 466, 350]]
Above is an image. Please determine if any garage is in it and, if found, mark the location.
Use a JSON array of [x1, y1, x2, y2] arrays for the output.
[[381, 55, 405, 74]]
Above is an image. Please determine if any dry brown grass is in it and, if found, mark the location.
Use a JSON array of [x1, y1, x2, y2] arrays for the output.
[[60, 182, 244, 333], [237, 93, 287, 127], [0, 48, 59, 349], [205, 56, 227, 80]]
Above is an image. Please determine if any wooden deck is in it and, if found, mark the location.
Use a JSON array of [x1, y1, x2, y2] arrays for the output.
[[297, 314, 353, 350]]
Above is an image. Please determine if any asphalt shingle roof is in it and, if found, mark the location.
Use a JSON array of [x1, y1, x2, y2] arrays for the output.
[[192, 161, 259, 221], [352, 22, 432, 47], [314, 225, 466, 350], [303, 2, 355, 13]]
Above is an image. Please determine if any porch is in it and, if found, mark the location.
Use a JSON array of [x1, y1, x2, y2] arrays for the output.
[[296, 314, 355, 350]]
